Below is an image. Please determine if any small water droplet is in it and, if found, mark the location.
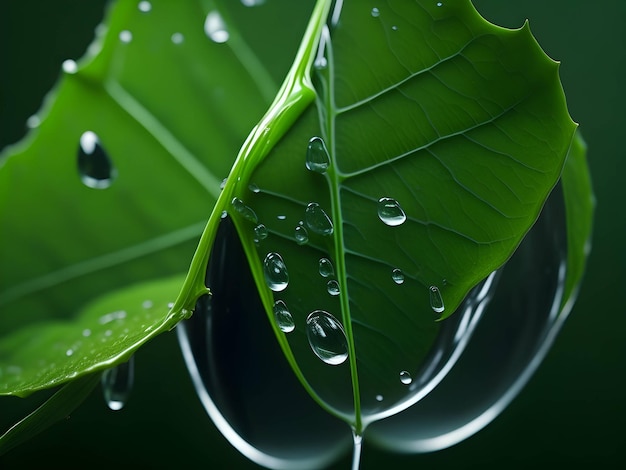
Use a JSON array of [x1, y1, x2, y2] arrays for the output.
[[263, 252, 289, 292], [167, 302, 175, 309], [65, 348, 74, 357], [375, 394, 384, 402], [82, 329, 92, 337], [138, 1, 151, 12], [78, 131, 117, 189], [26, 115, 41, 129], [392, 268, 404, 284], [241, 0, 265, 6], [429, 285, 445, 313], [371, 7, 380, 17], [327, 280, 340, 296], [204, 11, 229, 43], [220, 178, 227, 190], [62, 59, 77, 74], [306, 137, 331, 173], [306, 311, 348, 366], [392, 25, 398, 31], [119, 30, 133, 43], [98, 310, 126, 325], [319, 258, 334, 278], [102, 356, 135, 411], [377, 197, 406, 226], [231, 197, 258, 223], [436, 2, 443, 6], [254, 223, 268, 241], [248, 183, 260, 193], [400, 370, 412, 385], [273, 300, 295, 333], [294, 225, 309, 245], [305, 202, 333, 235], [142, 300, 153, 309], [277, 214, 287, 221], [171, 32, 184, 44]]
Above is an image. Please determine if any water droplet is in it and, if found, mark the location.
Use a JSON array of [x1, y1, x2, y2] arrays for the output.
[[26, 115, 41, 129], [319, 258, 334, 278], [392, 268, 404, 284], [306, 137, 331, 173], [375, 394, 384, 402], [263, 252, 289, 292], [400, 370, 412, 385], [78, 131, 117, 189], [306, 311, 348, 366], [327, 280, 340, 296], [392, 25, 398, 31], [98, 310, 126, 325], [138, 1, 151, 12], [220, 178, 227, 190], [204, 11, 229, 43], [142, 300, 153, 309], [231, 197, 258, 223], [277, 214, 287, 221], [377, 197, 406, 226], [167, 302, 175, 309], [371, 7, 380, 17], [294, 225, 309, 245], [248, 183, 260, 193], [429, 285, 445, 313], [273, 300, 295, 333], [436, 2, 443, 6], [171, 32, 184, 44], [65, 348, 74, 357], [119, 30, 133, 43], [82, 328, 92, 337], [62, 59, 77, 74], [305, 202, 333, 235], [101, 356, 135, 411], [241, 0, 265, 6], [254, 223, 268, 241]]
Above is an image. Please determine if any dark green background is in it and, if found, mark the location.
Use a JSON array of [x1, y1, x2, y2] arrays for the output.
[[1, 1, 623, 468]]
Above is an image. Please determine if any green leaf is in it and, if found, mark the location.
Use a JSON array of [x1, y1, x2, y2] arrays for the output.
[[180, 0, 577, 434]]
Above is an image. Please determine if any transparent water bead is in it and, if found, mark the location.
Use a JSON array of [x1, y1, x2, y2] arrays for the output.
[[204, 11, 229, 43], [138, 1, 151, 12], [400, 370, 412, 385], [377, 197, 406, 226], [305, 137, 331, 173], [371, 7, 380, 17], [171, 32, 184, 44], [78, 131, 117, 189], [101, 356, 135, 411], [273, 300, 295, 333], [376, 394, 384, 402], [327, 280, 340, 296], [306, 310, 348, 366], [429, 285, 445, 313], [62, 59, 77, 74], [319, 258, 334, 278], [231, 197, 258, 223], [263, 252, 289, 292], [392, 268, 405, 284], [254, 224, 268, 241], [305, 202, 333, 235], [294, 225, 309, 245], [119, 30, 133, 43]]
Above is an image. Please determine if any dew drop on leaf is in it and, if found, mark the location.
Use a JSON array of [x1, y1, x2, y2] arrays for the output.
[[375, 394, 384, 402], [429, 285, 445, 313], [371, 7, 380, 17], [204, 11, 229, 43], [377, 197, 406, 226], [119, 30, 132, 43], [231, 197, 259, 223], [26, 114, 41, 129], [305, 202, 333, 235], [294, 225, 309, 245], [138, 1, 151, 13], [319, 257, 334, 278], [391, 268, 404, 284], [273, 300, 295, 333], [248, 183, 260, 193], [305, 136, 331, 173], [171, 32, 184, 44], [306, 310, 348, 366], [263, 252, 289, 292], [241, 0, 265, 6], [78, 131, 117, 189], [327, 280, 340, 296], [400, 370, 412, 385], [254, 223, 268, 241], [62, 59, 77, 74], [101, 356, 135, 411]]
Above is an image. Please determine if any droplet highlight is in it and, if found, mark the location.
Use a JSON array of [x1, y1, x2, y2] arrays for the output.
[[429, 285, 445, 313], [305, 202, 333, 235], [263, 253, 289, 292], [319, 258, 334, 278], [204, 11, 229, 43], [78, 131, 116, 189], [294, 225, 309, 245], [400, 370, 412, 385], [273, 300, 295, 333], [377, 197, 406, 226], [392, 268, 405, 285], [306, 310, 348, 366], [305, 137, 331, 173], [327, 280, 340, 296], [231, 197, 258, 223], [102, 356, 135, 411]]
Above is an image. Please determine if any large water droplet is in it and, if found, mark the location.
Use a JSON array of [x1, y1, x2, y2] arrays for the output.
[[306, 310, 348, 366], [305, 202, 333, 235], [263, 253, 289, 292], [138, 1, 152, 12], [254, 224, 268, 241], [319, 258, 334, 278], [101, 356, 135, 411], [400, 370, 412, 385], [327, 280, 340, 296], [231, 197, 258, 223], [392, 268, 405, 284], [429, 285, 445, 313], [204, 11, 229, 43], [305, 137, 331, 173], [273, 300, 295, 333], [78, 131, 116, 189], [377, 197, 407, 226], [62, 59, 77, 74], [294, 225, 309, 245]]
